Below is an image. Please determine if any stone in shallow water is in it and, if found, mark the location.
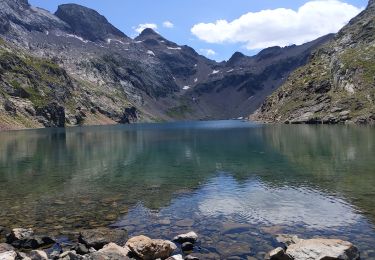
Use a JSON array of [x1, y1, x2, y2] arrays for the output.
[[286, 238, 360, 260], [84, 243, 131, 259], [221, 222, 251, 234], [175, 219, 194, 227], [78, 228, 128, 250], [125, 235, 177, 260], [173, 231, 198, 244], [181, 242, 194, 252]]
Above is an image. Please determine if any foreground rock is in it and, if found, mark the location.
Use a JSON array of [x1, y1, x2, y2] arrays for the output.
[[84, 243, 131, 259], [267, 236, 360, 260], [125, 235, 177, 260], [6, 228, 55, 250], [78, 228, 128, 250], [173, 232, 198, 244]]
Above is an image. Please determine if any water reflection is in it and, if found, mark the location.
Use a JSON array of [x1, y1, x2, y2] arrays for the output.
[[0, 122, 374, 256]]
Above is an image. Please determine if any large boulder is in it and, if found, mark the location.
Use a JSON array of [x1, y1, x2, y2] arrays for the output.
[[286, 239, 360, 260], [267, 238, 360, 260], [78, 228, 128, 250], [6, 228, 55, 250], [125, 235, 177, 260]]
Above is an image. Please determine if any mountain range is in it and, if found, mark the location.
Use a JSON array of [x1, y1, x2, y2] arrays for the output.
[[0, 0, 372, 129], [251, 0, 375, 124]]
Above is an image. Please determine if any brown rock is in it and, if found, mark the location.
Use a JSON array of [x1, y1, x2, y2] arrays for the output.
[[125, 235, 177, 260]]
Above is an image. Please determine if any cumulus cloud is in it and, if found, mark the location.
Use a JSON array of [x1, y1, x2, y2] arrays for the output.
[[200, 48, 217, 56], [163, 21, 174, 28], [134, 23, 158, 34], [191, 0, 363, 50]]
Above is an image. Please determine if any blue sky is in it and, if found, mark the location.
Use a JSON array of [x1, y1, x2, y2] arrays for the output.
[[29, 0, 367, 61]]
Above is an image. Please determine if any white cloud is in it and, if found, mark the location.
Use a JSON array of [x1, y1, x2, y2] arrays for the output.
[[200, 48, 216, 56], [134, 23, 158, 34], [163, 21, 174, 28], [191, 0, 363, 50]]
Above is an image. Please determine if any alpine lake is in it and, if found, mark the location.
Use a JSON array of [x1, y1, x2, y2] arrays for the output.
[[1, 121, 375, 259]]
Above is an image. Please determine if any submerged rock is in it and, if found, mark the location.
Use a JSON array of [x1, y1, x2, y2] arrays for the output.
[[78, 228, 127, 250], [173, 232, 198, 244], [181, 242, 194, 252], [125, 235, 177, 260]]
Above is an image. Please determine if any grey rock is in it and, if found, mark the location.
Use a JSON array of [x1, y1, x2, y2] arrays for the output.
[[286, 238, 360, 260]]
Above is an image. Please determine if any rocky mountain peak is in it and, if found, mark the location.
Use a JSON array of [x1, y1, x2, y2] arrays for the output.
[[369, 0, 375, 7], [55, 4, 127, 42], [227, 52, 246, 66], [1, 0, 30, 9], [139, 28, 159, 37]]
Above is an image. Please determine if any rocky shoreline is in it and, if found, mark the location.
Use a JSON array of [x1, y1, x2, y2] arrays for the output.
[[0, 227, 361, 260]]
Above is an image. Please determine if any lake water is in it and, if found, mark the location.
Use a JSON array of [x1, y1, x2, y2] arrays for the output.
[[0, 121, 375, 259]]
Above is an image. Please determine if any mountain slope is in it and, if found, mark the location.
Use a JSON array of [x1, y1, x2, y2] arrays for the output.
[[0, 0, 332, 129], [251, 0, 375, 124]]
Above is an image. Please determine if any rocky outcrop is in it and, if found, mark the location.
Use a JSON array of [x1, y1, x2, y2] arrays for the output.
[[251, 0, 375, 124], [125, 235, 177, 260], [55, 4, 128, 42], [119, 106, 138, 124], [36, 102, 66, 128]]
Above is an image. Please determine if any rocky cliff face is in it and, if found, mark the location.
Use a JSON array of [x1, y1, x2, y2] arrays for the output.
[[0, 0, 332, 129], [55, 4, 128, 42], [251, 0, 375, 124]]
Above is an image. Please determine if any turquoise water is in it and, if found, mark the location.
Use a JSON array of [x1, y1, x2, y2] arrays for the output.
[[0, 121, 375, 258]]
